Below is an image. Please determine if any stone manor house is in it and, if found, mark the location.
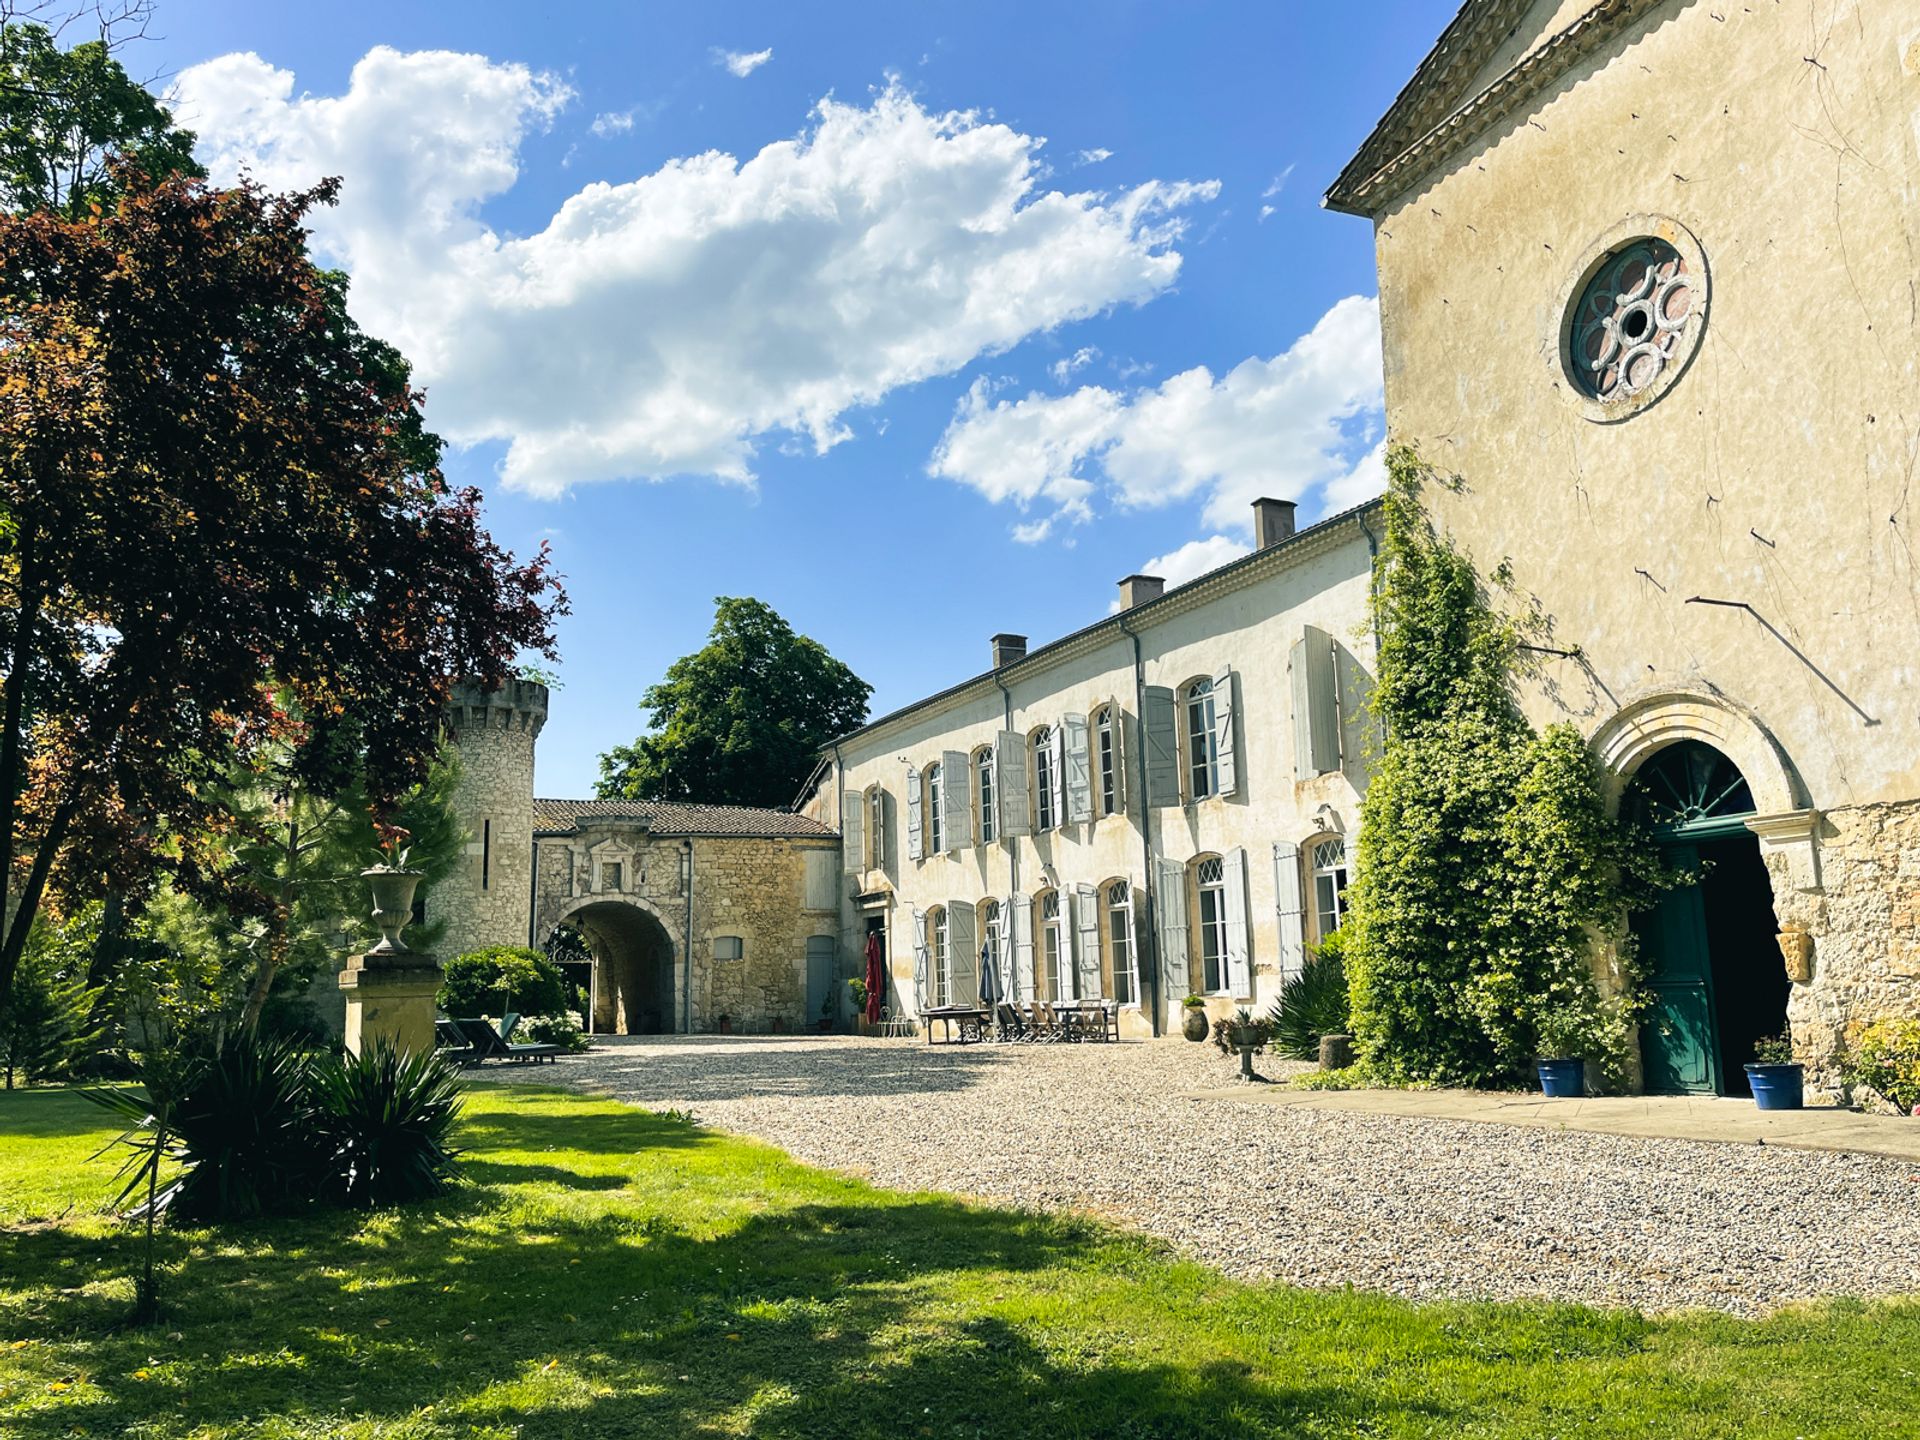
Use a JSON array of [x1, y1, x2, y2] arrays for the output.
[[427, 0, 1920, 1095]]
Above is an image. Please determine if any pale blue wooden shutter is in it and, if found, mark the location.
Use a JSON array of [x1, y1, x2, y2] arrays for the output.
[[1143, 685, 1179, 807], [1073, 883, 1102, 998], [1273, 841, 1306, 980], [1062, 713, 1093, 824], [1336, 643, 1378, 776], [947, 901, 977, 1005], [1212, 668, 1238, 797], [908, 905, 929, 1011], [1110, 699, 1128, 811], [1292, 626, 1341, 777], [995, 732, 1031, 837], [941, 749, 972, 850], [905, 765, 924, 861], [842, 789, 863, 875], [1156, 859, 1189, 997], [1011, 894, 1035, 1003], [1223, 847, 1252, 999]]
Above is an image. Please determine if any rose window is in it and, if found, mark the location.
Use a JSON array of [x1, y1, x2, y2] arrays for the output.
[[1569, 238, 1694, 402]]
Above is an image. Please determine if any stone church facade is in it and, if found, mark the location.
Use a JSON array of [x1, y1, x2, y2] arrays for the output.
[[1325, 0, 1920, 1093]]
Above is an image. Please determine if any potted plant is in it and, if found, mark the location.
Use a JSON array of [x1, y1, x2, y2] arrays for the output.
[[1746, 1032, 1804, 1111], [848, 978, 869, 1031], [1536, 1014, 1586, 1098], [816, 992, 835, 1034], [362, 820, 422, 955], [1212, 1007, 1274, 1081], [1181, 994, 1210, 1042]]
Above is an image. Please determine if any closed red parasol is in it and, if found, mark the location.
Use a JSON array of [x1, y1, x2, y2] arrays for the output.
[[863, 930, 884, 1023]]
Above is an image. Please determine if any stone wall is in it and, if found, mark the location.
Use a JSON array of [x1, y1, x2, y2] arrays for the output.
[[429, 681, 546, 963], [1767, 801, 1920, 1097], [689, 837, 840, 1033]]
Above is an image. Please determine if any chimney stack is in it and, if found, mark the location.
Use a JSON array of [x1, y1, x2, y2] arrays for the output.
[[991, 633, 1028, 668], [1117, 574, 1166, 610], [1253, 497, 1298, 550]]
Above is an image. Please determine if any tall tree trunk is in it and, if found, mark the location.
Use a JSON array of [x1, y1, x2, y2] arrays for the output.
[[0, 792, 78, 1012], [0, 562, 39, 1020], [239, 817, 297, 1034]]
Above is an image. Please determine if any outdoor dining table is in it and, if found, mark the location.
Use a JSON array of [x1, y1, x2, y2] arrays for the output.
[[920, 1005, 992, 1044], [1049, 998, 1116, 1041]]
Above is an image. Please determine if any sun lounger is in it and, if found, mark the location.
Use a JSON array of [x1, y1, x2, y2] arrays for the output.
[[452, 1016, 562, 1064]]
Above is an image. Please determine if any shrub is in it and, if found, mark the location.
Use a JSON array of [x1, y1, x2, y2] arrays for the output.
[[307, 1041, 464, 1207], [1844, 1019, 1920, 1113], [1266, 933, 1352, 1061], [162, 1032, 315, 1220], [521, 1012, 591, 1053], [439, 945, 567, 1018]]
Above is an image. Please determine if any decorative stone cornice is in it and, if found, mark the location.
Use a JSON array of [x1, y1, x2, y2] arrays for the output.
[[1324, 0, 1676, 217], [1745, 809, 1823, 894]]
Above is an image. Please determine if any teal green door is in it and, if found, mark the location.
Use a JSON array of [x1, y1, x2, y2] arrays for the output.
[[1634, 842, 1721, 1095]]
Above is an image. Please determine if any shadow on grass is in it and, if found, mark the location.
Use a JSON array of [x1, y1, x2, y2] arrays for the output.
[[0, 1091, 1477, 1439]]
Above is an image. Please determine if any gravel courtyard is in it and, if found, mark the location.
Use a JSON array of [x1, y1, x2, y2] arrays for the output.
[[500, 1034, 1920, 1316]]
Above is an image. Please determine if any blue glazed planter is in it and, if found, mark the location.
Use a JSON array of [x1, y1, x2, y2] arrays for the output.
[[1746, 1062, 1805, 1111], [1537, 1058, 1585, 1098]]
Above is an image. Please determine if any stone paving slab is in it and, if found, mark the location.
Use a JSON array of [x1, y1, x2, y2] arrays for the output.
[[1188, 1083, 1920, 1161]]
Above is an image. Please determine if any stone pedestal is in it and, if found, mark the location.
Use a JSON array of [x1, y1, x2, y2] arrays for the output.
[[339, 949, 442, 1057]]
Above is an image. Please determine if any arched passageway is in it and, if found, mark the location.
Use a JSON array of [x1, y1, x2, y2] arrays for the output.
[[1627, 740, 1785, 1096], [553, 900, 676, 1036]]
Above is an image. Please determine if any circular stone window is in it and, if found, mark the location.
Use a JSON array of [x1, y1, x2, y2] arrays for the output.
[[1557, 219, 1708, 421]]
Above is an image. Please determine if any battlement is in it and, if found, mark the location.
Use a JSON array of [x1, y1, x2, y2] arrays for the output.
[[446, 678, 549, 740]]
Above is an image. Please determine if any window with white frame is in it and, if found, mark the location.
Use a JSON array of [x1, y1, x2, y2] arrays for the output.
[[926, 761, 945, 855], [927, 906, 949, 1008], [1038, 889, 1065, 1000], [976, 747, 996, 844], [1106, 878, 1138, 1006], [1094, 705, 1118, 817], [1312, 837, 1349, 939], [1033, 727, 1057, 831], [1195, 855, 1229, 994], [1184, 679, 1218, 800], [867, 785, 886, 869]]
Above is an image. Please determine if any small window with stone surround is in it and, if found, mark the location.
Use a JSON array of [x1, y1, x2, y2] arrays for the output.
[[602, 861, 623, 892], [713, 935, 745, 962]]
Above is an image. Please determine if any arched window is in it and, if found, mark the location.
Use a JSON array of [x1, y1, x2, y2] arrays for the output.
[[1032, 726, 1057, 831], [1311, 837, 1349, 939], [926, 762, 945, 855], [1183, 679, 1218, 800], [866, 785, 887, 870], [1093, 704, 1118, 817], [926, 905, 949, 1009], [1105, 878, 1138, 1007], [1194, 854, 1229, 994], [975, 746, 996, 844], [979, 899, 1003, 995], [1037, 889, 1065, 1001]]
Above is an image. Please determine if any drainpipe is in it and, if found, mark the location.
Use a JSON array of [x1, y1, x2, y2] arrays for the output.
[[680, 838, 694, 1034], [1116, 613, 1162, 1036]]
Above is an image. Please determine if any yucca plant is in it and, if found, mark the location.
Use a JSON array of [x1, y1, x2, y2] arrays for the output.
[[1267, 938, 1353, 1061], [307, 1041, 465, 1207]]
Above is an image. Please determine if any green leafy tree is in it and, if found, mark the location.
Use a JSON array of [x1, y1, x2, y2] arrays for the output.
[[598, 597, 870, 808], [439, 946, 567, 1019], [0, 17, 200, 218], [1343, 449, 1662, 1088], [0, 904, 99, 1086]]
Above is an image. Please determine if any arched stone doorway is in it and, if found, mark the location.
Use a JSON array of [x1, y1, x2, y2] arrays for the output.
[[553, 899, 676, 1036], [1625, 740, 1786, 1096]]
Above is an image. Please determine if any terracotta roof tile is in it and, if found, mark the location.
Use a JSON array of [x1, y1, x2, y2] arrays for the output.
[[533, 797, 835, 839]]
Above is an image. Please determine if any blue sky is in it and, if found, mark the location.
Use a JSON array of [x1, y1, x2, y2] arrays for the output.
[[143, 1, 1452, 799]]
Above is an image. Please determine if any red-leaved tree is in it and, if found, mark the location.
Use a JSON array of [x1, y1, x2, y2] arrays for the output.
[[0, 168, 566, 1017]]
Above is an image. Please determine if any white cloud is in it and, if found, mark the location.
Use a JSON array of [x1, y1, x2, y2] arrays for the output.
[[1076, 147, 1113, 166], [171, 54, 1217, 497], [1321, 436, 1387, 513], [590, 109, 635, 137], [1011, 518, 1054, 545], [1109, 534, 1252, 609], [1258, 204, 1275, 222], [1048, 346, 1099, 385], [930, 294, 1384, 534], [717, 47, 773, 78], [1261, 163, 1295, 199]]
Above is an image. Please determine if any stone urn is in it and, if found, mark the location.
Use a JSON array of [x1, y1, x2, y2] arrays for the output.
[[361, 867, 423, 954], [1181, 1007, 1211, 1042]]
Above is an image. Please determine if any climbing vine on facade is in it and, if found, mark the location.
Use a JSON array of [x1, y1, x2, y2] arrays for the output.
[[1343, 448, 1663, 1088]]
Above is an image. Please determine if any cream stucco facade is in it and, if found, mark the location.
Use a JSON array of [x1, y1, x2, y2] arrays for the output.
[[799, 500, 1382, 1039], [1327, 0, 1920, 1089]]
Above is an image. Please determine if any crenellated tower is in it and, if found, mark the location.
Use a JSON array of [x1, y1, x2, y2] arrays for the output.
[[429, 679, 547, 962]]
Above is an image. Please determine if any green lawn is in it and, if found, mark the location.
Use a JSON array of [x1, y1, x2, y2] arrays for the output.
[[2, 1085, 1917, 1438]]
